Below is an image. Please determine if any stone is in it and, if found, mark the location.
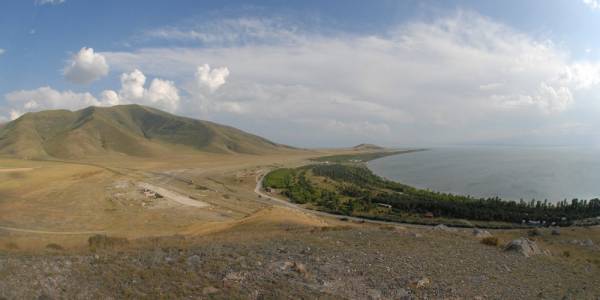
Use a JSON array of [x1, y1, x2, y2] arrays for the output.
[[367, 289, 382, 300], [473, 228, 492, 238], [528, 228, 542, 237], [416, 277, 430, 289], [202, 286, 219, 295], [433, 224, 457, 232], [504, 238, 543, 257]]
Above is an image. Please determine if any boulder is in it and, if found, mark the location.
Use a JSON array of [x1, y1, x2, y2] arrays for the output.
[[416, 277, 430, 289], [504, 238, 543, 257], [551, 228, 560, 236], [472, 228, 492, 238], [433, 224, 457, 232]]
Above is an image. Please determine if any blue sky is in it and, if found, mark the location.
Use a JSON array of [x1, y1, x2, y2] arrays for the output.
[[1, 0, 600, 147]]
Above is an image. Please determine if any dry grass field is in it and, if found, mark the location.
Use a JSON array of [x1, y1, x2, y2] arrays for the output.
[[0, 149, 599, 299]]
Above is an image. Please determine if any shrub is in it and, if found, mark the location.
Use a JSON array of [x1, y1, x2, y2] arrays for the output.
[[481, 236, 499, 246], [563, 251, 571, 258], [88, 234, 129, 251], [46, 243, 65, 251], [528, 228, 542, 237], [5, 242, 19, 250]]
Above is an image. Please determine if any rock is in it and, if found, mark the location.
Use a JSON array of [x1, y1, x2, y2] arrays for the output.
[[186, 255, 201, 266], [391, 288, 410, 299], [291, 261, 308, 277], [551, 228, 560, 235], [473, 228, 492, 238], [202, 286, 219, 295], [504, 238, 544, 257], [582, 239, 594, 247], [367, 288, 382, 300], [433, 224, 457, 232], [527, 228, 542, 237], [409, 232, 423, 238], [416, 277, 430, 289], [569, 239, 595, 247]]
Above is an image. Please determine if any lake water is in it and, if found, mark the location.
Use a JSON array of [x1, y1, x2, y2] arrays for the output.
[[367, 147, 600, 202]]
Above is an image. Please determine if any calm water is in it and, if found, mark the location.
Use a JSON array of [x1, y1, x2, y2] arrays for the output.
[[367, 147, 600, 202]]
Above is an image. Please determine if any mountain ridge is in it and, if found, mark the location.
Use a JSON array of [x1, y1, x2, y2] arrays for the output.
[[0, 104, 295, 159]]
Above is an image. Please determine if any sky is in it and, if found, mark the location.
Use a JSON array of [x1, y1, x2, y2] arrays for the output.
[[1, 0, 600, 148]]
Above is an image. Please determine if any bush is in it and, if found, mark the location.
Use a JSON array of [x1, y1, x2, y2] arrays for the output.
[[45, 243, 64, 251], [5, 242, 19, 250], [481, 236, 499, 246], [88, 234, 129, 251], [528, 228, 542, 237], [563, 251, 571, 258]]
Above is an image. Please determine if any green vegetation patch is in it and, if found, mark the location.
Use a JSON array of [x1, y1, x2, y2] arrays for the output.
[[263, 164, 600, 228], [311, 149, 424, 163]]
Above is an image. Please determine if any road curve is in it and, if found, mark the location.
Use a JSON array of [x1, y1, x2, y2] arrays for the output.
[[254, 169, 429, 228]]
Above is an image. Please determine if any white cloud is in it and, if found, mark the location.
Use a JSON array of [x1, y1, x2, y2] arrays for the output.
[[0, 49, 5, 56], [196, 64, 230, 92], [4, 87, 100, 119], [35, 0, 65, 6], [119, 69, 146, 99], [99, 12, 600, 146], [146, 78, 180, 112], [5, 12, 600, 146], [2, 69, 181, 119], [63, 47, 109, 84], [583, 0, 600, 10], [9, 110, 22, 121], [115, 69, 180, 111], [99, 90, 120, 106], [143, 17, 302, 46]]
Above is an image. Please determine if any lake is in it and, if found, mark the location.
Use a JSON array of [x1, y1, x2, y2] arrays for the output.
[[367, 146, 600, 202]]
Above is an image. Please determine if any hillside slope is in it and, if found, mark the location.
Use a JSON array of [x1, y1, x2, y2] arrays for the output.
[[353, 143, 385, 151], [0, 105, 293, 159]]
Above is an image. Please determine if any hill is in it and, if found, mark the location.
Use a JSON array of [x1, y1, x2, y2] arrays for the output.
[[0, 105, 294, 159], [352, 143, 385, 151]]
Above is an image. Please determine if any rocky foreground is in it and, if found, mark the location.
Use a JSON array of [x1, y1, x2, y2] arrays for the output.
[[1, 220, 599, 299]]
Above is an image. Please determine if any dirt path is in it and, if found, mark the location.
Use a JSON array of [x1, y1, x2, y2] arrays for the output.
[[0, 168, 34, 173], [139, 182, 209, 208], [0, 226, 106, 235]]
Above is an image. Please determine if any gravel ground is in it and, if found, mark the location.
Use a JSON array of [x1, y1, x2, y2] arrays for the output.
[[1, 226, 599, 299]]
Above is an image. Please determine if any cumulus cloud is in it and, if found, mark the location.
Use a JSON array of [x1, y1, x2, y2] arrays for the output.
[[99, 90, 120, 106], [100, 12, 600, 146], [4, 86, 100, 119], [63, 47, 109, 84], [145, 79, 180, 111], [196, 64, 230, 92], [2, 69, 180, 120], [583, 0, 600, 10], [35, 0, 65, 6], [6, 12, 600, 146], [119, 69, 146, 99]]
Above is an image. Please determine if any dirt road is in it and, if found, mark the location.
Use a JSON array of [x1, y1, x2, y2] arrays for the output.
[[139, 182, 209, 208]]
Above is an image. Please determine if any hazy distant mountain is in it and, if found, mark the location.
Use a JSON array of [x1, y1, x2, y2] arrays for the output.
[[0, 104, 294, 159], [352, 143, 385, 151]]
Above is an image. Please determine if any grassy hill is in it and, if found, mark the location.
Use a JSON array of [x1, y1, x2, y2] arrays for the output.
[[352, 143, 385, 151], [0, 105, 294, 159]]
